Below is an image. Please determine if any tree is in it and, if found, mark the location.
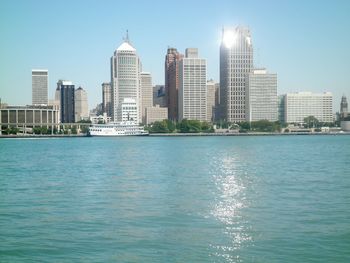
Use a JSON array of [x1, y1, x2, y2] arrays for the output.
[[304, 116, 319, 128]]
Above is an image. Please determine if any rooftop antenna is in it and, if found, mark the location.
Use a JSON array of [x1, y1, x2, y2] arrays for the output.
[[124, 30, 129, 43]]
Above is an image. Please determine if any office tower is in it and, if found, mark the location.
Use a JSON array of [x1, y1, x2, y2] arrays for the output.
[[178, 48, 207, 121], [246, 69, 278, 122], [121, 98, 138, 122], [284, 92, 333, 123], [340, 95, 348, 119], [58, 80, 75, 123], [207, 80, 217, 122], [140, 72, 153, 124], [75, 87, 89, 121], [146, 105, 168, 125], [153, 85, 167, 107], [32, 69, 48, 105], [278, 95, 286, 123], [165, 48, 183, 120], [102, 82, 113, 117], [111, 33, 141, 123], [220, 26, 253, 122]]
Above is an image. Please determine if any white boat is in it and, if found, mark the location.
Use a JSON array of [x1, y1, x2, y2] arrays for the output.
[[88, 121, 149, 136]]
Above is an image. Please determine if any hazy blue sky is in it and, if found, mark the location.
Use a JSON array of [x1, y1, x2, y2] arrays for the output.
[[1, 0, 349, 110]]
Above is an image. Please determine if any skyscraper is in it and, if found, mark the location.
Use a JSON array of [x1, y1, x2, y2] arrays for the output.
[[111, 33, 141, 123], [32, 69, 48, 105], [207, 80, 219, 122], [340, 95, 348, 119], [165, 48, 183, 121], [178, 48, 207, 121], [58, 80, 75, 123], [140, 72, 153, 124], [75, 87, 89, 121], [102, 82, 113, 117], [246, 69, 278, 122], [220, 27, 253, 122]]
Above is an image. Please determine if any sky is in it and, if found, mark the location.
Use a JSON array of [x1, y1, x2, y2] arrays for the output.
[[1, 0, 349, 111]]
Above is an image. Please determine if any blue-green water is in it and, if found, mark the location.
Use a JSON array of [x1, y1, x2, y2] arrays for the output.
[[0, 136, 349, 262]]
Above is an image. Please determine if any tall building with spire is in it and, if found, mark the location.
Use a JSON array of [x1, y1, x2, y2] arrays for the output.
[[165, 48, 183, 121], [220, 26, 253, 122], [111, 32, 141, 123], [340, 95, 348, 119]]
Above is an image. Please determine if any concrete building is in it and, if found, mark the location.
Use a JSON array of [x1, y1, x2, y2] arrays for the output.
[[140, 72, 153, 124], [146, 105, 168, 125], [278, 95, 285, 123], [32, 69, 48, 105], [75, 87, 89, 121], [246, 69, 278, 122], [121, 98, 138, 122], [58, 80, 75, 123], [0, 105, 59, 134], [153, 85, 167, 107], [284, 92, 333, 123], [340, 95, 348, 119], [207, 80, 219, 122], [220, 27, 253, 122], [102, 82, 113, 117], [165, 48, 183, 121], [111, 33, 141, 123], [178, 48, 207, 121]]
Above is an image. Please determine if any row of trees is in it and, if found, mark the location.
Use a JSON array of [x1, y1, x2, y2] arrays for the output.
[[146, 119, 214, 133]]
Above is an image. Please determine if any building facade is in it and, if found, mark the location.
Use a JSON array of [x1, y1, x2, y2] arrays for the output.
[[278, 95, 286, 123], [102, 82, 113, 118], [178, 48, 207, 121], [207, 80, 219, 122], [59, 80, 75, 123], [153, 85, 167, 107], [140, 72, 153, 124], [284, 92, 333, 123], [146, 105, 168, 125], [32, 69, 48, 105], [111, 35, 141, 123], [246, 69, 277, 122], [165, 48, 183, 121], [220, 27, 253, 122], [340, 95, 348, 119], [121, 98, 138, 122], [75, 87, 89, 121]]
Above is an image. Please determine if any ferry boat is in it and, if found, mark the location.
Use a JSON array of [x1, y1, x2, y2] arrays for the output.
[[88, 121, 149, 136]]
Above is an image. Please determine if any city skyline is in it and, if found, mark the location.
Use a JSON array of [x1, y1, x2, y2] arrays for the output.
[[1, 1, 349, 111]]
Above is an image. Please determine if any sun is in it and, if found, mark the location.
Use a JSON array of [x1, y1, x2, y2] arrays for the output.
[[222, 30, 236, 48]]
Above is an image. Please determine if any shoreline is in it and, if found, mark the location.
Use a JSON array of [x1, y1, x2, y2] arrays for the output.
[[1, 132, 350, 138]]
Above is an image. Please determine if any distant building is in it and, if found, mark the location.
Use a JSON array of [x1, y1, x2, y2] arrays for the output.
[[178, 48, 207, 121], [32, 69, 48, 105], [220, 27, 253, 122], [340, 95, 348, 119], [102, 82, 113, 117], [278, 95, 285, 123], [111, 33, 141, 123], [58, 80, 75, 123], [146, 105, 168, 125], [140, 72, 153, 124], [246, 69, 277, 122], [153, 85, 167, 107], [284, 92, 333, 123], [207, 80, 219, 122], [121, 98, 138, 122], [165, 48, 183, 121], [75, 87, 89, 121]]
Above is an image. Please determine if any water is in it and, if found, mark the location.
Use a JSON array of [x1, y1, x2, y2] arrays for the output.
[[0, 135, 349, 262]]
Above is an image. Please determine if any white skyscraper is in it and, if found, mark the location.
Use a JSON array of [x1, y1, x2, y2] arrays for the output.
[[178, 48, 207, 121], [140, 72, 153, 124], [111, 33, 141, 123], [246, 69, 278, 122], [220, 27, 253, 122], [32, 69, 48, 105], [284, 92, 333, 123], [75, 87, 89, 121]]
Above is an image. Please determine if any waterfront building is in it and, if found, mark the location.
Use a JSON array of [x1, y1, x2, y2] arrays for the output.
[[121, 98, 138, 122], [153, 85, 167, 107], [246, 69, 278, 122], [111, 33, 141, 123], [102, 82, 113, 117], [75, 87, 89, 121], [165, 48, 183, 121], [340, 95, 348, 119], [58, 80, 75, 123], [178, 48, 207, 121], [207, 80, 219, 122], [278, 95, 285, 123], [145, 105, 168, 125], [220, 26, 253, 122], [32, 69, 48, 105], [0, 105, 59, 134], [284, 92, 333, 123], [140, 72, 153, 124]]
